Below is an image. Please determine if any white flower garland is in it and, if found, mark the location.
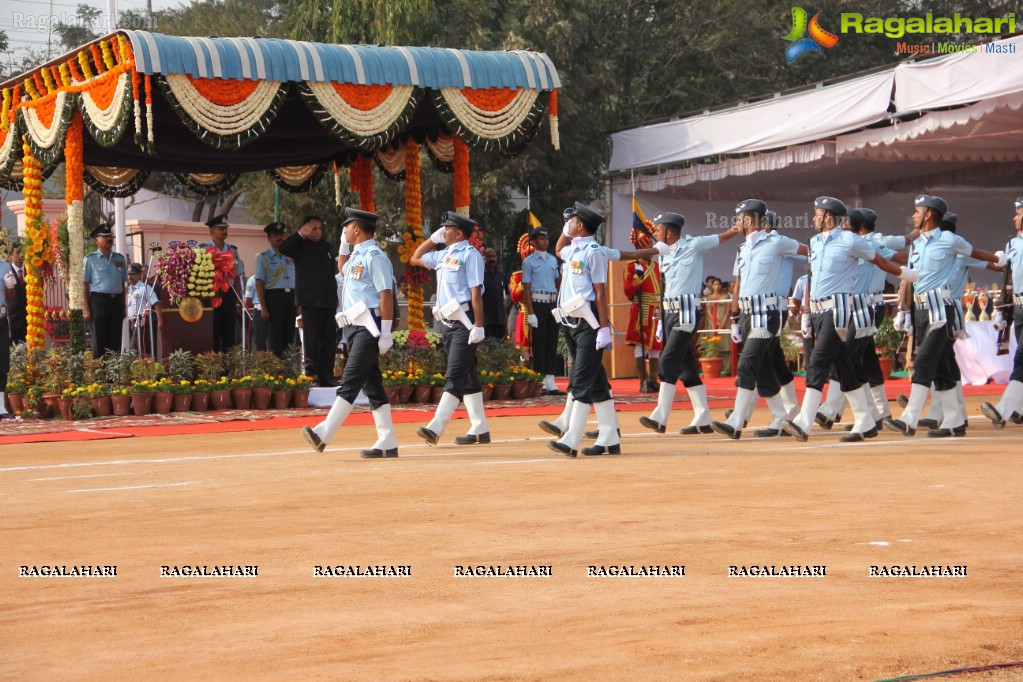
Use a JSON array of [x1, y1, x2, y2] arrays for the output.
[[550, 113, 560, 151], [439, 88, 538, 140], [21, 91, 71, 151], [306, 83, 414, 137], [68, 199, 84, 310], [375, 147, 405, 175], [425, 135, 455, 162], [166, 74, 283, 136], [81, 71, 130, 133], [0, 126, 16, 169], [273, 164, 319, 184]]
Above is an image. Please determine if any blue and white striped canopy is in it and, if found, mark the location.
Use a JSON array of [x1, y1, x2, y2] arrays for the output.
[[123, 31, 560, 90]]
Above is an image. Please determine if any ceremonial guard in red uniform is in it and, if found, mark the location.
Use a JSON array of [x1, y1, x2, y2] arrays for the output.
[[623, 227, 663, 392]]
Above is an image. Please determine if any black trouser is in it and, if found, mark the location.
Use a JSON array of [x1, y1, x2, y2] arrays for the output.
[[658, 310, 702, 387], [9, 312, 25, 345], [90, 292, 124, 359], [1011, 305, 1023, 384], [302, 306, 337, 384], [564, 304, 611, 405], [211, 288, 238, 352], [264, 289, 296, 357], [735, 310, 782, 397], [0, 316, 9, 393], [129, 311, 158, 357], [531, 300, 559, 376], [856, 303, 886, 387], [911, 306, 957, 391], [441, 308, 482, 400], [767, 310, 794, 389], [806, 311, 863, 393], [249, 312, 267, 353], [337, 321, 387, 409]]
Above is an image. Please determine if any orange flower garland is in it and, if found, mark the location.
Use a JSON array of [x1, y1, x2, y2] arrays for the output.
[[185, 76, 261, 106], [452, 137, 470, 213], [549, 89, 560, 150], [349, 156, 375, 212], [331, 83, 393, 110], [21, 137, 49, 349], [461, 87, 520, 111], [402, 141, 426, 332]]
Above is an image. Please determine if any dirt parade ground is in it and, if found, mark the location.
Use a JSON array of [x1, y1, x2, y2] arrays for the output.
[[2, 395, 1023, 681]]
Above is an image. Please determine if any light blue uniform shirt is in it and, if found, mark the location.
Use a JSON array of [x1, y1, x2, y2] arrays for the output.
[[808, 229, 876, 299], [200, 241, 245, 277], [127, 279, 159, 317], [856, 233, 905, 295], [791, 274, 808, 304], [254, 248, 295, 290], [340, 241, 393, 311], [907, 229, 973, 293], [1007, 235, 1023, 292], [661, 234, 720, 298], [0, 261, 12, 307], [947, 255, 989, 299], [83, 251, 127, 294], [777, 254, 807, 300], [558, 237, 619, 304], [520, 251, 559, 293], [243, 275, 261, 310], [421, 240, 485, 307], [735, 231, 801, 297]]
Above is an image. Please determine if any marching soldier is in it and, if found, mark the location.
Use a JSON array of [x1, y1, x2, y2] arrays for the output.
[[83, 223, 128, 358], [254, 222, 297, 357], [639, 211, 740, 435], [981, 197, 1023, 428], [301, 208, 398, 458], [200, 215, 245, 352], [411, 211, 490, 446], [623, 228, 663, 393], [520, 226, 563, 395]]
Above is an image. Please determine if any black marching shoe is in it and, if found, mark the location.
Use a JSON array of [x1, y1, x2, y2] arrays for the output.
[[638, 417, 666, 434], [679, 425, 714, 435], [1011, 412, 1023, 425], [538, 420, 563, 437], [839, 427, 879, 443], [416, 426, 440, 445], [917, 418, 939, 429], [454, 432, 491, 445], [754, 427, 783, 438], [815, 412, 836, 430], [780, 420, 808, 442], [896, 394, 909, 409], [300, 426, 326, 453], [581, 444, 621, 456], [360, 448, 399, 458], [547, 440, 577, 457], [980, 402, 1006, 429], [927, 425, 967, 438], [709, 421, 741, 440], [585, 428, 620, 439], [882, 417, 916, 437]]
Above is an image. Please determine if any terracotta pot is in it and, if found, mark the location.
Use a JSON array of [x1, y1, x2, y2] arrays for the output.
[[531, 381, 543, 398], [209, 389, 232, 411], [91, 395, 113, 417], [878, 356, 895, 379], [172, 393, 193, 412], [699, 357, 723, 379], [493, 383, 512, 400], [397, 384, 414, 404], [272, 389, 292, 410], [42, 393, 61, 417], [152, 391, 174, 414], [191, 392, 210, 411], [384, 386, 401, 403], [232, 387, 252, 410], [110, 394, 132, 416], [292, 389, 310, 409], [8, 393, 25, 415], [431, 385, 446, 403], [482, 385, 493, 401], [511, 379, 531, 400], [131, 393, 153, 416], [57, 397, 73, 421], [252, 387, 273, 410], [414, 384, 433, 403]]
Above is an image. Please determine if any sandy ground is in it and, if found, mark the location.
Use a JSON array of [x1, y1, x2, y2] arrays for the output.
[[2, 397, 1022, 681]]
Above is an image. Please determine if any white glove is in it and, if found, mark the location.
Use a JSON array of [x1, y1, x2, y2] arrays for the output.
[[595, 326, 612, 350], [338, 230, 351, 256], [898, 311, 914, 332], [430, 227, 447, 244], [634, 263, 644, 275], [527, 314, 539, 328], [468, 325, 485, 344], [994, 311, 1007, 331], [656, 319, 663, 342], [800, 313, 812, 339], [562, 220, 573, 238], [894, 310, 907, 332], [898, 266, 919, 283], [334, 310, 349, 327], [378, 320, 393, 354], [3, 271, 16, 288], [995, 250, 1008, 268], [730, 323, 743, 344], [653, 241, 671, 256]]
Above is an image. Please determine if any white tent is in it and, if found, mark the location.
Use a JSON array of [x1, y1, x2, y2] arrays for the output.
[[605, 35, 1023, 286]]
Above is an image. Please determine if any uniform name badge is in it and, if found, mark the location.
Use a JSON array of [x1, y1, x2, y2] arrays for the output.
[[350, 261, 364, 280]]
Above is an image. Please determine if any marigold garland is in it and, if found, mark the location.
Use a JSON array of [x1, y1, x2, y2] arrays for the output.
[[401, 141, 426, 331], [185, 75, 261, 107], [100, 40, 115, 70], [453, 137, 470, 212], [78, 52, 94, 80], [90, 45, 104, 74], [549, 89, 560, 150], [460, 87, 521, 111], [349, 156, 375, 212], [21, 137, 50, 349]]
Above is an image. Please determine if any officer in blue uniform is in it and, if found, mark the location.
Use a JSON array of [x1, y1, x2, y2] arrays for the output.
[[301, 208, 398, 458], [521, 226, 562, 394], [0, 258, 16, 419], [783, 197, 917, 442], [83, 223, 128, 358], [639, 211, 740, 435], [412, 211, 490, 446], [982, 197, 1023, 428], [200, 215, 245, 352], [254, 222, 296, 357]]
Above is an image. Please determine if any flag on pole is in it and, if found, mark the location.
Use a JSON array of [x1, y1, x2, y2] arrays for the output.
[[528, 211, 542, 228], [632, 196, 648, 232]]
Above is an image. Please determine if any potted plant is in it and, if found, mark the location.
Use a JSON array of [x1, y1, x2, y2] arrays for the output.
[[381, 370, 406, 404], [508, 365, 533, 400], [6, 342, 28, 415], [208, 376, 232, 411], [874, 315, 902, 378], [129, 379, 156, 416], [291, 375, 313, 408], [491, 370, 513, 401], [272, 375, 292, 409], [170, 379, 194, 412], [190, 379, 211, 411], [85, 382, 113, 417], [251, 373, 276, 409], [231, 375, 253, 410], [697, 334, 725, 378], [109, 385, 132, 416], [103, 349, 137, 389], [429, 372, 447, 402], [150, 377, 175, 414]]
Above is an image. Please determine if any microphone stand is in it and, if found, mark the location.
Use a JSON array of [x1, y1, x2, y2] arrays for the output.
[[230, 277, 254, 374]]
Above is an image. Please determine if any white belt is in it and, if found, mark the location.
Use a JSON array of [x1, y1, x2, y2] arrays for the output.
[[914, 287, 950, 306], [738, 295, 778, 313], [810, 298, 834, 314], [532, 292, 556, 303], [869, 293, 886, 306], [1014, 293, 1023, 306]]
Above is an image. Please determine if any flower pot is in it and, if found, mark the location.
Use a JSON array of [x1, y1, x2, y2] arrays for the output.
[[42, 393, 61, 418], [191, 392, 210, 412], [493, 384, 512, 400], [153, 391, 174, 414], [292, 389, 310, 409], [209, 389, 232, 411], [531, 381, 543, 398], [397, 384, 414, 404], [8, 393, 25, 415], [232, 387, 252, 410], [173, 393, 193, 412], [131, 393, 153, 416], [431, 385, 446, 403], [878, 356, 895, 379], [57, 397, 73, 421], [252, 387, 273, 410], [110, 394, 132, 416], [414, 384, 433, 403], [699, 357, 723, 379], [91, 395, 113, 417], [272, 389, 292, 410], [384, 386, 401, 404], [481, 385, 493, 402], [511, 379, 531, 400]]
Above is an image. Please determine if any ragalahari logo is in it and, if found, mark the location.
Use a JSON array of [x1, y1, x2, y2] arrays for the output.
[[784, 7, 839, 62]]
